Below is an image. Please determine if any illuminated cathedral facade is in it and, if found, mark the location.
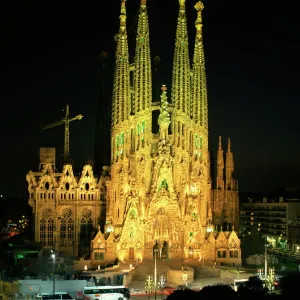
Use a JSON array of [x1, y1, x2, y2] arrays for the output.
[[26, 0, 241, 265]]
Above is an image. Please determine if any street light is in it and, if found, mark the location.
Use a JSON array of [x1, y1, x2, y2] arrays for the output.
[[264, 241, 268, 280], [51, 250, 56, 298], [154, 246, 159, 300], [145, 275, 154, 300]]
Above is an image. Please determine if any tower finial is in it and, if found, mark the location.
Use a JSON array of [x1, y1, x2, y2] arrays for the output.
[[228, 137, 231, 152], [141, 0, 147, 4], [179, 0, 186, 7], [120, 0, 127, 28], [195, 1, 204, 38], [218, 136, 222, 150], [158, 85, 170, 141]]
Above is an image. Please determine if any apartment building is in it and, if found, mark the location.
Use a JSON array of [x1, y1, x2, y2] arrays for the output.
[[240, 189, 300, 251]]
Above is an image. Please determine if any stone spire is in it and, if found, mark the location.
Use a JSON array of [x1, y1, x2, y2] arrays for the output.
[[171, 0, 191, 116], [226, 138, 235, 190], [191, 1, 208, 129], [133, 0, 152, 114], [111, 0, 131, 127], [158, 85, 171, 141], [217, 136, 224, 190]]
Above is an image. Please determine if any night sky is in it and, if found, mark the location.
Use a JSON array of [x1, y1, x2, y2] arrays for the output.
[[0, 0, 300, 197]]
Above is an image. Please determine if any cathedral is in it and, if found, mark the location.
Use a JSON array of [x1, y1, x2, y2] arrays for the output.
[[26, 0, 241, 265]]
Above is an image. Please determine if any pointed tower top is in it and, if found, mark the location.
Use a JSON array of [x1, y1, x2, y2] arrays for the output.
[[158, 85, 171, 140], [228, 137, 231, 152], [195, 1, 204, 38], [179, 0, 186, 7], [159, 85, 170, 122], [120, 0, 127, 28], [141, 0, 147, 5], [218, 136, 222, 150]]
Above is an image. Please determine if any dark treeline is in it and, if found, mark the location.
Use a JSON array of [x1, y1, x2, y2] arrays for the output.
[[166, 273, 300, 300]]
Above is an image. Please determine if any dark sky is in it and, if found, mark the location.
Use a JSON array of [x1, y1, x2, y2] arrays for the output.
[[0, 0, 300, 197]]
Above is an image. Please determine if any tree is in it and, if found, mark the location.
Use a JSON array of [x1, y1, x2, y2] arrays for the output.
[[199, 284, 238, 299], [166, 289, 198, 300], [237, 276, 268, 300], [280, 271, 300, 299], [241, 231, 265, 261]]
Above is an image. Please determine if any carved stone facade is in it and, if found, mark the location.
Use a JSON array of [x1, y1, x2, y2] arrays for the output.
[[27, 0, 241, 265], [26, 164, 107, 257], [93, 0, 241, 265]]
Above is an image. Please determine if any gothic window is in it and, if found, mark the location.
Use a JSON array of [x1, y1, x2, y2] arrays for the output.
[[94, 252, 105, 260], [47, 218, 54, 245], [116, 135, 119, 147], [40, 219, 46, 245], [60, 219, 67, 245], [217, 249, 227, 258], [129, 209, 137, 219], [67, 218, 74, 243], [62, 208, 72, 218], [142, 121, 145, 133], [191, 212, 197, 222], [229, 239, 237, 248], [129, 232, 134, 238], [159, 179, 168, 191], [195, 134, 199, 148], [39, 208, 54, 246], [80, 209, 93, 247]]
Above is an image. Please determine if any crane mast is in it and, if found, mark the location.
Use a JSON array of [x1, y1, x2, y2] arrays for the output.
[[42, 105, 83, 161]]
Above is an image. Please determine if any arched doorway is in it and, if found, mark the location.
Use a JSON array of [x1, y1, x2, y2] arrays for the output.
[[188, 246, 194, 259], [161, 241, 169, 259]]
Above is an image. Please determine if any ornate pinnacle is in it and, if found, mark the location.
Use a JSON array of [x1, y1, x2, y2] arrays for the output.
[[120, 0, 127, 28], [121, 0, 126, 15], [141, 0, 147, 5], [158, 85, 170, 128], [179, 0, 185, 7], [228, 137, 231, 152], [195, 1, 204, 12], [195, 1, 204, 37]]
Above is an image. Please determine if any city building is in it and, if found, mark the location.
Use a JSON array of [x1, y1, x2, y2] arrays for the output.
[[240, 188, 300, 251], [288, 217, 300, 253], [26, 0, 241, 265]]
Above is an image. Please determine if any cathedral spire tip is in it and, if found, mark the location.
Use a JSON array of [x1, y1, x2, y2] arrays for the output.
[[195, 1, 204, 37], [218, 136, 222, 150], [228, 137, 231, 152], [179, 0, 186, 7], [195, 1, 204, 12], [119, 0, 127, 31]]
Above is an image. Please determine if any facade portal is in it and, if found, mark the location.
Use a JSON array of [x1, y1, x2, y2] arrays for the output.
[[129, 247, 134, 260], [161, 241, 169, 259]]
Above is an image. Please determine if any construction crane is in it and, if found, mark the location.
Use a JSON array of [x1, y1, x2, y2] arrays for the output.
[[42, 105, 83, 161]]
